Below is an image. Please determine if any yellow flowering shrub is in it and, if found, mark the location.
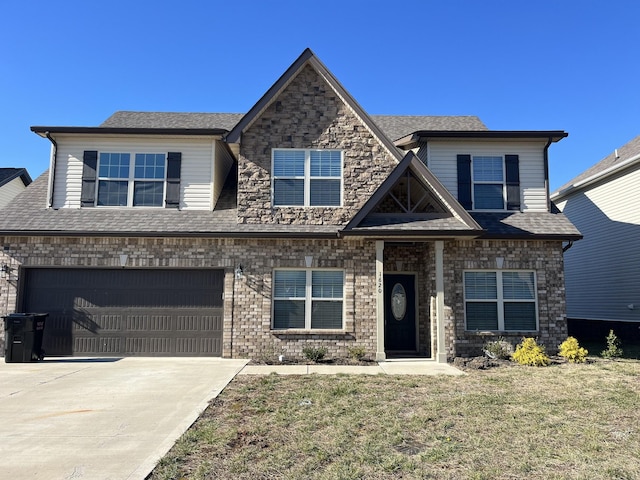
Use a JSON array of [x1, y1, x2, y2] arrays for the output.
[[559, 336, 588, 363], [512, 337, 550, 367]]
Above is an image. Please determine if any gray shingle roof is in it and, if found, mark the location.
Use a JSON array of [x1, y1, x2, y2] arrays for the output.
[[0, 172, 581, 240], [0, 172, 340, 237], [99, 111, 487, 142], [471, 212, 582, 239], [553, 133, 640, 196], [100, 112, 245, 130]]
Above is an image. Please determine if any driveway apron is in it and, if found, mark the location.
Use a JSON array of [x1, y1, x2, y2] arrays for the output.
[[0, 357, 248, 480]]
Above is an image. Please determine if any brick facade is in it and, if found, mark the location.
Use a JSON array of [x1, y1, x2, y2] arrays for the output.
[[0, 235, 567, 361]]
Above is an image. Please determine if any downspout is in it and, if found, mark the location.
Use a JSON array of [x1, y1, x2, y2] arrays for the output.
[[543, 137, 552, 212], [45, 132, 58, 208], [562, 241, 574, 253]]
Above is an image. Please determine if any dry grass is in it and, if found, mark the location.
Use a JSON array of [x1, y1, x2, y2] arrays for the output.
[[149, 359, 640, 480]]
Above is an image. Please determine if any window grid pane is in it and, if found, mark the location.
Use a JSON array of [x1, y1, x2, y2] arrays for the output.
[[312, 271, 343, 298], [474, 184, 504, 209], [309, 179, 340, 206], [134, 153, 165, 179], [473, 156, 503, 181], [274, 179, 304, 206], [133, 181, 164, 207], [464, 272, 497, 299], [273, 150, 305, 177], [311, 301, 343, 329], [99, 153, 130, 179], [273, 300, 305, 329], [503, 272, 535, 300], [466, 302, 498, 330], [97, 180, 128, 206], [310, 151, 341, 177], [504, 302, 536, 330], [274, 270, 306, 298]]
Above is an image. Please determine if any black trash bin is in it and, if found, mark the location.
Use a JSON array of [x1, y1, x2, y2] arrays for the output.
[[3, 313, 48, 363]]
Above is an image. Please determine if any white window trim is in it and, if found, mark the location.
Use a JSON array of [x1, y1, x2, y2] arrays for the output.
[[272, 268, 345, 331], [96, 152, 167, 208], [271, 148, 343, 207], [471, 155, 507, 212], [463, 270, 538, 332]]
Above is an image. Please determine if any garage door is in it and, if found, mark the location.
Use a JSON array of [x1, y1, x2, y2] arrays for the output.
[[22, 268, 224, 357]]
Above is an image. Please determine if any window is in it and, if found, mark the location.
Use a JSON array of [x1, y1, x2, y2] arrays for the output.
[[273, 269, 344, 330], [272, 149, 342, 206], [464, 271, 537, 331], [97, 153, 166, 207], [472, 156, 505, 210]]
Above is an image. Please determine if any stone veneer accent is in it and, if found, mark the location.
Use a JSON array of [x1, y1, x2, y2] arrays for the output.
[[0, 236, 568, 361], [237, 64, 397, 225]]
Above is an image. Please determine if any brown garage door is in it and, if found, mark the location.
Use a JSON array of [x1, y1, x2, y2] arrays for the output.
[[22, 268, 224, 357]]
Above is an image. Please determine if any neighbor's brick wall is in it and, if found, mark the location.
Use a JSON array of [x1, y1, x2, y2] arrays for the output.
[[0, 236, 378, 361], [237, 64, 397, 225], [443, 239, 568, 359]]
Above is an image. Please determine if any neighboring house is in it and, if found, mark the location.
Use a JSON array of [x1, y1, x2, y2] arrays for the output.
[[0, 168, 32, 208], [0, 49, 580, 361], [552, 134, 640, 338]]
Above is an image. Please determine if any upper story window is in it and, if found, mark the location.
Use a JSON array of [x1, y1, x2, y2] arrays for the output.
[[272, 149, 342, 207], [457, 154, 520, 211], [472, 156, 505, 209], [81, 150, 181, 209], [97, 153, 166, 207], [464, 270, 537, 332]]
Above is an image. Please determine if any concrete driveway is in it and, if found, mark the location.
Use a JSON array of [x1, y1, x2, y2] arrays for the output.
[[0, 357, 248, 480]]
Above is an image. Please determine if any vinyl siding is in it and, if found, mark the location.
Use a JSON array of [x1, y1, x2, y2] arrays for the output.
[[51, 135, 217, 210], [556, 164, 640, 322], [0, 177, 26, 208], [421, 139, 549, 212]]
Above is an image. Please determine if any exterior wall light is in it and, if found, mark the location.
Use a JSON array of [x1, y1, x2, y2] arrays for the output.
[[0, 264, 10, 278], [235, 264, 244, 279]]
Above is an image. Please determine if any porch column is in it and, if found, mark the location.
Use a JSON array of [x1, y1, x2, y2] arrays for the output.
[[375, 240, 386, 361], [435, 240, 447, 363]]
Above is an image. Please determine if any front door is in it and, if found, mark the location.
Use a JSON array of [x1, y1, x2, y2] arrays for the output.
[[384, 274, 416, 352]]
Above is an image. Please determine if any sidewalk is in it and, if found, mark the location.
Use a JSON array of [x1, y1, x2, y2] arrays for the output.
[[239, 359, 464, 376]]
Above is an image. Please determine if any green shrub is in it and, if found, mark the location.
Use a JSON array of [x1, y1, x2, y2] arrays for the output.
[[601, 330, 623, 359], [512, 337, 550, 367], [347, 345, 367, 361], [483, 337, 512, 359], [558, 336, 588, 363], [302, 345, 328, 362]]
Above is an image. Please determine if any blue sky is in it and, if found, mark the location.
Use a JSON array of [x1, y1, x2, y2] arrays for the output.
[[2, 0, 638, 191]]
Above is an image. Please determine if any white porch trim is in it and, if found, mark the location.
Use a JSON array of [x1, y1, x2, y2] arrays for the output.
[[375, 240, 386, 361], [435, 240, 447, 363]]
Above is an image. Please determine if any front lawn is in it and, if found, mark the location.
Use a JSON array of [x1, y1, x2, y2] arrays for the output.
[[149, 359, 639, 480]]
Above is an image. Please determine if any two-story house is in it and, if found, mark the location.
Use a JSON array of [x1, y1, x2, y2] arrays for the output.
[[0, 49, 581, 362], [552, 134, 640, 342]]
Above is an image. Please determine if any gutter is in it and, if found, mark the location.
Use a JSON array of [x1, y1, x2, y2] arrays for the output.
[[45, 132, 58, 208]]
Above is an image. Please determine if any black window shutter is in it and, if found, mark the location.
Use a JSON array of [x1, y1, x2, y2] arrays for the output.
[[80, 150, 98, 207], [505, 154, 520, 211], [457, 154, 472, 210], [166, 152, 182, 208]]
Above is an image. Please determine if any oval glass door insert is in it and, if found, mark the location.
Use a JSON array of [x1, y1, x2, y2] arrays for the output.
[[391, 283, 407, 321]]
